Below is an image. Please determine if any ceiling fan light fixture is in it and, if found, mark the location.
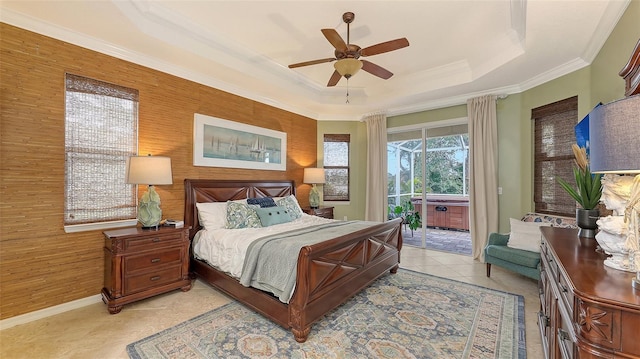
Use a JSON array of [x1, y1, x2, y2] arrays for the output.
[[334, 58, 362, 78]]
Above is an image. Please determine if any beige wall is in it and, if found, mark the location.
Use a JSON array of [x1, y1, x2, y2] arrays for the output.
[[0, 23, 317, 319]]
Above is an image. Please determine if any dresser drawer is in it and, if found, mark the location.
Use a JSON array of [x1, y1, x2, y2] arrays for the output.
[[558, 270, 574, 313], [124, 232, 183, 251], [124, 265, 182, 295], [124, 248, 182, 273], [542, 248, 559, 282]]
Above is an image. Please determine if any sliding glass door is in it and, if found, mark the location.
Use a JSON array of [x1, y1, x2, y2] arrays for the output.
[[387, 120, 469, 248]]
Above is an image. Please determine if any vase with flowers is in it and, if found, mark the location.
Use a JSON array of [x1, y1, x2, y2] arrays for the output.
[[557, 144, 603, 238]]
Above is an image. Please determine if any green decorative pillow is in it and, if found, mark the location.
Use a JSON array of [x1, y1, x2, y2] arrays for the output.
[[225, 201, 262, 229], [276, 195, 303, 219], [255, 206, 293, 227]]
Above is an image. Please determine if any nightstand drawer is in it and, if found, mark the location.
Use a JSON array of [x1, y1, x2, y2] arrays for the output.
[[303, 206, 334, 219], [124, 232, 183, 251], [124, 248, 182, 272], [124, 265, 182, 295]]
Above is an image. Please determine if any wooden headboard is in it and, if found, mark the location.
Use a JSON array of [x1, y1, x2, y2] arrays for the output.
[[183, 179, 296, 240]]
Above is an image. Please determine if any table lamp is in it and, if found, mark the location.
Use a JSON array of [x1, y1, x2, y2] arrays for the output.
[[126, 154, 173, 229], [304, 168, 325, 209], [589, 94, 640, 289]]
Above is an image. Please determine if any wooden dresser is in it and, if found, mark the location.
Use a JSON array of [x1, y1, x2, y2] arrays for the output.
[[539, 227, 640, 358], [102, 226, 192, 314]]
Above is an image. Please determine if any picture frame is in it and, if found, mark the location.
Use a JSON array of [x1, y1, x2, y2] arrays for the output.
[[193, 113, 287, 171]]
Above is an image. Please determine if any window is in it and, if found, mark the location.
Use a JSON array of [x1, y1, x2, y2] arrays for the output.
[[387, 124, 469, 207], [64, 74, 139, 230], [323, 134, 350, 201], [533, 96, 578, 217]]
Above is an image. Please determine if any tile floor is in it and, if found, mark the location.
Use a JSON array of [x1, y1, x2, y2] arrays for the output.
[[402, 227, 473, 255], [0, 247, 542, 358]]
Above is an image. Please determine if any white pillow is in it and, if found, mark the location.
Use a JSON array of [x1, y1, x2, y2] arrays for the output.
[[196, 202, 228, 230], [506, 218, 551, 253]]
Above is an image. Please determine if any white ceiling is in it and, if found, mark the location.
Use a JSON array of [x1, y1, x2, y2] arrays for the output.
[[0, 0, 630, 121]]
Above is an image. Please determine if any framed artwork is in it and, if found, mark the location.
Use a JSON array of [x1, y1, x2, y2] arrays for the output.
[[193, 113, 287, 171]]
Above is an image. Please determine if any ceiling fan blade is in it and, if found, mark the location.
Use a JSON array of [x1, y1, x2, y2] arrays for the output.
[[288, 58, 336, 68], [321, 29, 348, 52], [361, 38, 409, 57], [361, 60, 393, 79], [327, 70, 342, 87]]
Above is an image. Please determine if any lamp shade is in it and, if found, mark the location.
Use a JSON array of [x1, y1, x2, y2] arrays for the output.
[[126, 155, 173, 185], [303, 168, 326, 184], [589, 94, 640, 174], [334, 58, 363, 78]]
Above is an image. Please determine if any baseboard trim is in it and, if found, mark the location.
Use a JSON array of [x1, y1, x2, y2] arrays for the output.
[[0, 294, 102, 330]]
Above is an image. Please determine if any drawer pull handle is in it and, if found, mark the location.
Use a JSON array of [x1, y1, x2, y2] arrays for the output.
[[538, 311, 550, 327], [151, 258, 160, 263], [435, 206, 448, 212], [558, 329, 570, 340], [152, 238, 161, 242], [150, 276, 161, 281]]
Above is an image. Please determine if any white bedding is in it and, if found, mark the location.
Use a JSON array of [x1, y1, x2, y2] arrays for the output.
[[192, 213, 335, 278]]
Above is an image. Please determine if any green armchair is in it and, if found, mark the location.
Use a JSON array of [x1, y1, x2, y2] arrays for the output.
[[484, 232, 542, 280], [484, 213, 577, 281]]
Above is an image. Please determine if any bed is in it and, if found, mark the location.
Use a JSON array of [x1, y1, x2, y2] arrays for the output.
[[184, 179, 403, 343]]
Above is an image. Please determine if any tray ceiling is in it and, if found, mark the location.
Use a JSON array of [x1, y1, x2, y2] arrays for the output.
[[0, 0, 630, 120]]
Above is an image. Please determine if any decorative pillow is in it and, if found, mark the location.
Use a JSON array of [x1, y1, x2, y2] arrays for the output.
[[225, 201, 262, 229], [276, 195, 303, 219], [507, 218, 551, 253], [196, 202, 228, 230], [521, 212, 577, 229], [247, 197, 277, 208], [255, 206, 293, 227]]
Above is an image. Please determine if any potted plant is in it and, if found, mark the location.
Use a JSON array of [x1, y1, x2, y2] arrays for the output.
[[557, 144, 603, 238], [388, 201, 421, 236]]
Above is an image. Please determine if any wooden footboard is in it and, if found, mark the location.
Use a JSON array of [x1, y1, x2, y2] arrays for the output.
[[184, 179, 402, 343], [289, 218, 402, 341]]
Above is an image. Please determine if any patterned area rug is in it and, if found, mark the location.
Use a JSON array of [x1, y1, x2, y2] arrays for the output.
[[402, 227, 473, 256], [127, 270, 525, 359]]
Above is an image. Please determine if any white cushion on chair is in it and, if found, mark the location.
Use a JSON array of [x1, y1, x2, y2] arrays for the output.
[[507, 218, 551, 253]]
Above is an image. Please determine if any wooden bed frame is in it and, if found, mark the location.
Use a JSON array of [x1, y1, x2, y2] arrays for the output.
[[184, 179, 403, 342]]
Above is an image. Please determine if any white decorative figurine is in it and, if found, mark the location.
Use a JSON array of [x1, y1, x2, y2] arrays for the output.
[[595, 174, 635, 271], [624, 175, 640, 275]]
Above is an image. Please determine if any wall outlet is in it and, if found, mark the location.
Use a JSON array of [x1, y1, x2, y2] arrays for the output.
[[343, 216, 348, 221], [498, 187, 503, 195]]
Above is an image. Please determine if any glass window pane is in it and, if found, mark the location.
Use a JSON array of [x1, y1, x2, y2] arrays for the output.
[[323, 134, 350, 201], [324, 168, 349, 201], [324, 142, 349, 166]]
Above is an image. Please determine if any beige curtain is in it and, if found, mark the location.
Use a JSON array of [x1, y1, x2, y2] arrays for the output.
[[467, 95, 499, 261], [363, 113, 388, 222]]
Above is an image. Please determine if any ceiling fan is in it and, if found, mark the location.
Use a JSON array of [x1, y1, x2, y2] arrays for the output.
[[288, 11, 410, 87]]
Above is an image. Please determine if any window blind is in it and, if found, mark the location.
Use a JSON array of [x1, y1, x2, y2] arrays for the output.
[[533, 96, 578, 217], [64, 74, 139, 225]]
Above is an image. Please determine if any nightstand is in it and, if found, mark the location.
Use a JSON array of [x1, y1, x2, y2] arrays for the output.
[[102, 226, 192, 314], [302, 206, 334, 219]]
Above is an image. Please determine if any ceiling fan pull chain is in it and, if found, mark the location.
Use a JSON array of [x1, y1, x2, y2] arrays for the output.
[[346, 79, 350, 104]]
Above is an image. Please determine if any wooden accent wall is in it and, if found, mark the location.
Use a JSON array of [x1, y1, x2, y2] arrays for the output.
[[0, 23, 317, 319]]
